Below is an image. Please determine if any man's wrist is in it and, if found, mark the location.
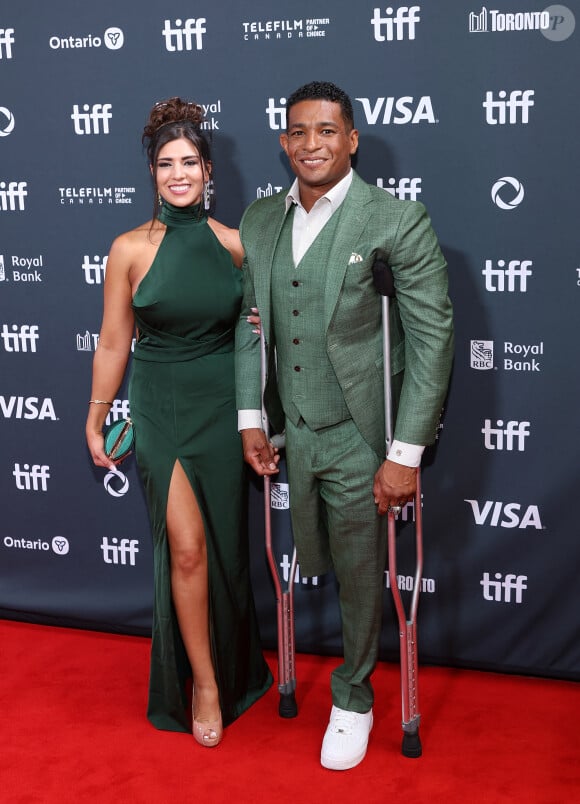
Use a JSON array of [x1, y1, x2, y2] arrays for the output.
[[387, 440, 424, 468], [238, 409, 262, 431]]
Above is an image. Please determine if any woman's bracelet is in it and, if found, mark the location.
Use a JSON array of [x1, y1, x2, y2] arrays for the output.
[[88, 399, 113, 405]]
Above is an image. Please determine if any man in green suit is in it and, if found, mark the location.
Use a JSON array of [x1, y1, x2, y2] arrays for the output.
[[235, 81, 453, 770]]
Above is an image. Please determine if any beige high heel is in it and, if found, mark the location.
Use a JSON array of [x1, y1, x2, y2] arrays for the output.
[[192, 696, 223, 747]]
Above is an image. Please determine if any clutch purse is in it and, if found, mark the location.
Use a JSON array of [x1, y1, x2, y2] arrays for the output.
[[104, 418, 134, 461]]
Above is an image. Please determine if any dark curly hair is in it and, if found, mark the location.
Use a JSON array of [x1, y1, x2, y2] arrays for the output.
[[142, 97, 213, 216], [285, 81, 354, 130]]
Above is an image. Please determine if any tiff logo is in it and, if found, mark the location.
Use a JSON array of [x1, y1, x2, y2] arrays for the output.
[[13, 463, 50, 491], [265, 97, 287, 130], [371, 5, 420, 41], [377, 177, 422, 200], [482, 420, 530, 451], [483, 90, 534, 125], [162, 18, 206, 51], [71, 104, 112, 135], [279, 553, 319, 586], [82, 254, 108, 284], [482, 259, 532, 292], [101, 537, 139, 565], [1, 324, 39, 352], [106, 399, 131, 425], [0, 181, 28, 211], [481, 572, 527, 603], [0, 28, 15, 59]]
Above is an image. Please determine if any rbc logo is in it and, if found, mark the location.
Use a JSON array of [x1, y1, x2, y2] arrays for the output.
[[470, 339, 493, 370], [371, 6, 421, 41], [71, 104, 112, 135], [162, 18, 206, 51], [482, 260, 532, 292]]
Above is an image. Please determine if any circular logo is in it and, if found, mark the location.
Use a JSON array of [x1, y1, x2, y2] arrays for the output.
[[104, 27, 124, 49], [0, 107, 15, 137], [491, 177, 525, 211], [52, 536, 70, 555], [541, 5, 576, 41], [104, 466, 130, 497]]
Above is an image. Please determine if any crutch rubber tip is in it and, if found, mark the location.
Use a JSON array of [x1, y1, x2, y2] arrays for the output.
[[401, 731, 422, 758], [278, 692, 298, 718]]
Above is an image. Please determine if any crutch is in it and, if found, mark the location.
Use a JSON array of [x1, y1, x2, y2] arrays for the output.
[[372, 258, 423, 758], [260, 329, 298, 718]]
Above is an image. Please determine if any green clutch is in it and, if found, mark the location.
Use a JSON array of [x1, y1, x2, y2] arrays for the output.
[[104, 418, 134, 461]]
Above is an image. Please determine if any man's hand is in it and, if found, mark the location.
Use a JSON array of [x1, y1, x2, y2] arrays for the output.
[[241, 428, 280, 476], [373, 459, 417, 515]]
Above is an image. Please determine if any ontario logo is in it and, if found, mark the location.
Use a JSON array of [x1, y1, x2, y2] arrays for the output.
[[49, 27, 124, 50]]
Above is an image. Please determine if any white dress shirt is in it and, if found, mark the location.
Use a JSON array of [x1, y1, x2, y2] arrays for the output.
[[238, 170, 423, 467]]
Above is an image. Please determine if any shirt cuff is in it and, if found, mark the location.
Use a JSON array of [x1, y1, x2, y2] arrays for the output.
[[238, 409, 262, 431], [387, 440, 424, 467]]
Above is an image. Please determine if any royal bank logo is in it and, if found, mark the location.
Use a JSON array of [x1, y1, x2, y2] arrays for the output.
[[471, 339, 494, 370], [355, 96, 437, 125], [162, 18, 206, 51], [491, 176, 524, 210], [482, 259, 532, 292], [82, 255, 108, 284], [0, 28, 15, 59], [0, 181, 28, 212], [470, 339, 543, 371], [483, 90, 534, 124], [371, 5, 421, 41], [243, 17, 331, 41], [0, 254, 45, 283], [377, 177, 422, 200], [59, 186, 135, 206], [468, 7, 549, 32], [0, 106, 15, 137], [270, 482, 290, 510], [49, 26, 124, 50]]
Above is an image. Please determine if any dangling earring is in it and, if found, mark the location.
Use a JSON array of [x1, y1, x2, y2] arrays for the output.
[[203, 180, 212, 211], [158, 193, 163, 208]]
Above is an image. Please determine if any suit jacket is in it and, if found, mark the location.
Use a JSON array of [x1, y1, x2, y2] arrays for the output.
[[235, 171, 454, 459]]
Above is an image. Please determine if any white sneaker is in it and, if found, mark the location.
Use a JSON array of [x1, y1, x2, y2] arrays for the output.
[[320, 705, 373, 770]]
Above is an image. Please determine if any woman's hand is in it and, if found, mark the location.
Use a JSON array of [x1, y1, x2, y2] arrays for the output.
[[247, 307, 261, 335]]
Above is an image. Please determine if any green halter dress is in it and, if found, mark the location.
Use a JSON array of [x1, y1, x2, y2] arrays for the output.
[[129, 201, 272, 732]]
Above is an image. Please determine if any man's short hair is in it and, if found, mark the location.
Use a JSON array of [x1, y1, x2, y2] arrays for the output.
[[286, 81, 354, 129]]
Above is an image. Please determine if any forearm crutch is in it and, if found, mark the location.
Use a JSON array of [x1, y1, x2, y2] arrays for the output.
[[372, 258, 423, 758], [260, 330, 298, 718]]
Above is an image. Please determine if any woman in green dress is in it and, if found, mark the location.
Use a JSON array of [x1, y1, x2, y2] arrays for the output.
[[86, 98, 272, 747]]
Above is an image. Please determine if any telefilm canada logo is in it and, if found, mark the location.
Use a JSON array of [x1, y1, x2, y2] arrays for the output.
[[49, 26, 124, 50], [59, 185, 136, 206], [242, 17, 331, 41]]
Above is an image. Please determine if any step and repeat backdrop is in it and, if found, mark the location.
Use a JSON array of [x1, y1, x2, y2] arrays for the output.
[[1, 2, 578, 679]]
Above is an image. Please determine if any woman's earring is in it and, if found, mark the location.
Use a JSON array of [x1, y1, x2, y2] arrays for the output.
[[203, 181, 212, 211], [158, 193, 163, 207]]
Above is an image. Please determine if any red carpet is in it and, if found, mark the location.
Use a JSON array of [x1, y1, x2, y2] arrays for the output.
[[0, 620, 578, 803]]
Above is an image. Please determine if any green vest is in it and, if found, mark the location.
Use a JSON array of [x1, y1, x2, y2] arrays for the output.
[[271, 207, 351, 430]]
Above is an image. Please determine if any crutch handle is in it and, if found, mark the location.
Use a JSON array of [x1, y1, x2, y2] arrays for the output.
[[372, 257, 396, 298]]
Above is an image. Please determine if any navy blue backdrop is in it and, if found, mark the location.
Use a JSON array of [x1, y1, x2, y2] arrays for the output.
[[1, 1, 578, 679]]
